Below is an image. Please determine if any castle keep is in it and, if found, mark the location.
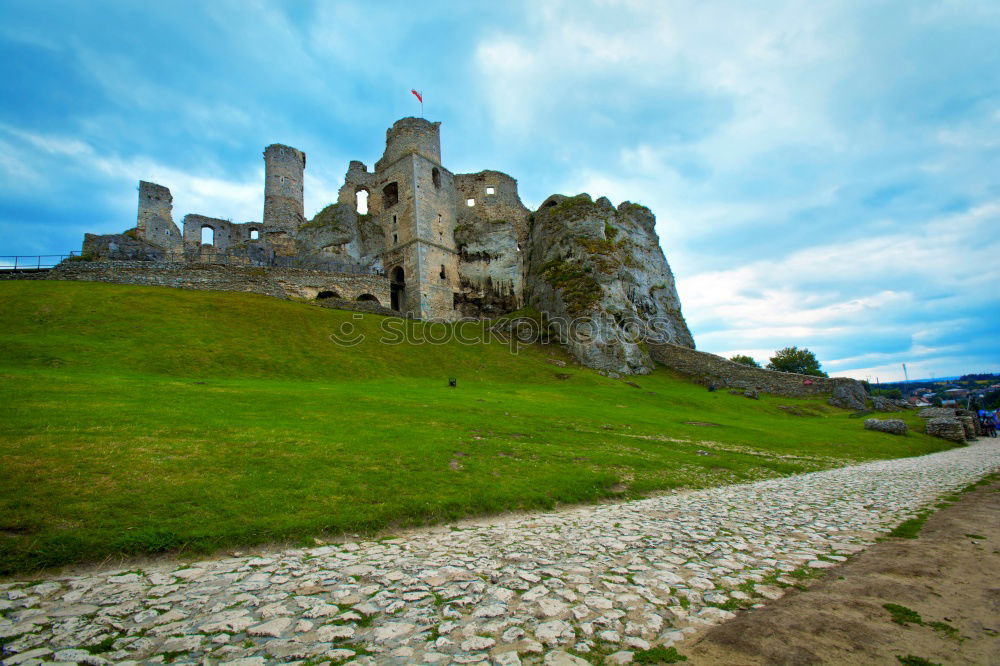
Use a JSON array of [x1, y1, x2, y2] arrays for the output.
[[76, 117, 696, 374]]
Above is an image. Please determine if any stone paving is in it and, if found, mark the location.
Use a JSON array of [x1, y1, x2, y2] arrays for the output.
[[2, 441, 998, 666]]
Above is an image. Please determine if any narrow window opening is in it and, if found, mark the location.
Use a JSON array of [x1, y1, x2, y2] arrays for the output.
[[383, 182, 399, 208], [432, 167, 441, 189], [392, 214, 397, 226], [249, 229, 259, 240], [200, 226, 215, 246], [393, 233, 398, 244], [356, 190, 369, 214], [439, 264, 446, 280], [466, 198, 475, 207], [486, 186, 495, 195]]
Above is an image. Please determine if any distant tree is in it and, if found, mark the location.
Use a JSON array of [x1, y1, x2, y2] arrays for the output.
[[930, 395, 943, 406], [766, 346, 828, 377], [860, 380, 872, 393], [872, 388, 903, 399], [729, 354, 760, 368]]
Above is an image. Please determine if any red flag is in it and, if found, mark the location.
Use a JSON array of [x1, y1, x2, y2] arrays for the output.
[[411, 89, 423, 103]]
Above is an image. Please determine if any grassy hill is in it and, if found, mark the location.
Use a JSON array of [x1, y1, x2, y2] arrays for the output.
[[0, 281, 954, 574]]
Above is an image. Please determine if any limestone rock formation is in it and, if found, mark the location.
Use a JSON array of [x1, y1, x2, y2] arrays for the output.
[[925, 417, 966, 442], [871, 395, 903, 412], [827, 381, 868, 411], [524, 194, 694, 374], [454, 215, 523, 318], [82, 231, 168, 261], [296, 204, 356, 259], [864, 418, 908, 435]]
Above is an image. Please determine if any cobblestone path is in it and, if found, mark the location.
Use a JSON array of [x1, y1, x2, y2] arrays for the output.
[[2, 440, 998, 665]]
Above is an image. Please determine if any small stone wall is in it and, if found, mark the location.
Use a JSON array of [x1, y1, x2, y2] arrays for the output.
[[31, 261, 390, 306], [648, 342, 867, 405]]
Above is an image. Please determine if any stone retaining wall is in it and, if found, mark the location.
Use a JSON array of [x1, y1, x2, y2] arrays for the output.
[[11, 261, 391, 307], [648, 342, 867, 406]]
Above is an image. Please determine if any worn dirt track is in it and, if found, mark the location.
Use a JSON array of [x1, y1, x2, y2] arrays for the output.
[[685, 479, 1000, 665]]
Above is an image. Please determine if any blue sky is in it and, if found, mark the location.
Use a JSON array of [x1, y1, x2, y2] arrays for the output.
[[1, 0, 997, 381]]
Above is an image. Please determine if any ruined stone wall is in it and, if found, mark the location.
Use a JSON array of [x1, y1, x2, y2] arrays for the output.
[[39, 261, 389, 305], [136, 181, 182, 254], [648, 341, 867, 404], [263, 144, 306, 231], [182, 214, 239, 254], [453, 171, 529, 318]]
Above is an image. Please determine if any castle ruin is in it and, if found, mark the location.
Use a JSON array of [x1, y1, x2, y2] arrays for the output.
[[76, 117, 697, 374]]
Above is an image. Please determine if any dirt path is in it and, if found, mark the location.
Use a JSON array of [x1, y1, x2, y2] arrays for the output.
[[684, 478, 1000, 665]]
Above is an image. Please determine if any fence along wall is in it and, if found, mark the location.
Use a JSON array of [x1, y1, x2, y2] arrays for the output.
[[648, 341, 867, 405], [34, 261, 391, 305]]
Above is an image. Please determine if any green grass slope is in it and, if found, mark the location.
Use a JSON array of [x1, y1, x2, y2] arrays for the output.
[[0, 281, 954, 574]]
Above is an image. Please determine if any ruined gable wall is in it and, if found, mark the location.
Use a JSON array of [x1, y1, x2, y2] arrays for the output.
[[136, 181, 182, 253], [183, 214, 238, 254]]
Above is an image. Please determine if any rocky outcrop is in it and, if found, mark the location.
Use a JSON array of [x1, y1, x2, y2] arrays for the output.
[[871, 396, 903, 412], [524, 194, 694, 374], [454, 217, 523, 318], [828, 382, 868, 411], [864, 418, 908, 435], [925, 418, 966, 443], [296, 204, 357, 261]]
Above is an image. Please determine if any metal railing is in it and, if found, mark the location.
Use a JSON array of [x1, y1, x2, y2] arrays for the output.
[[0, 252, 80, 271]]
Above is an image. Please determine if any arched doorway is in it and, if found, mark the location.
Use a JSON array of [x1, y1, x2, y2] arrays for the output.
[[390, 266, 405, 312], [356, 294, 379, 304], [316, 290, 339, 300]]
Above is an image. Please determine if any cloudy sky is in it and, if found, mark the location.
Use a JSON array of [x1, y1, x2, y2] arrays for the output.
[[2, 0, 997, 381]]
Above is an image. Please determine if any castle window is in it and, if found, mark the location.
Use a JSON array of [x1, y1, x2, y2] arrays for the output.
[[200, 226, 215, 246], [392, 214, 397, 226], [432, 167, 441, 189], [466, 198, 475, 207], [393, 233, 398, 244], [383, 182, 399, 208], [249, 229, 259, 240], [439, 264, 446, 280], [356, 190, 369, 214], [486, 186, 495, 195]]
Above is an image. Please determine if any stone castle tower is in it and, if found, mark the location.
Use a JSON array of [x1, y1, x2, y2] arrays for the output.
[[263, 144, 306, 230], [374, 118, 460, 319]]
